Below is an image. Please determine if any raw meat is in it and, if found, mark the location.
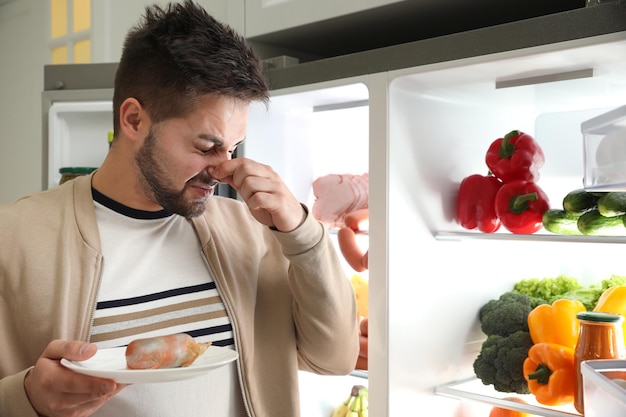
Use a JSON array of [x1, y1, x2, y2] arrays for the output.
[[312, 173, 369, 229]]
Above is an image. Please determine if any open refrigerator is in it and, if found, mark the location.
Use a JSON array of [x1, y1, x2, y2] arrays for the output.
[[42, 3, 626, 416]]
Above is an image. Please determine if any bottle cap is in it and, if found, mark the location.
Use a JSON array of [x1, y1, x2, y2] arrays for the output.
[[577, 311, 624, 323], [59, 167, 97, 174]]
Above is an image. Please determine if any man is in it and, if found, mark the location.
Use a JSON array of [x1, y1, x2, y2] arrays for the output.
[[0, 1, 359, 416]]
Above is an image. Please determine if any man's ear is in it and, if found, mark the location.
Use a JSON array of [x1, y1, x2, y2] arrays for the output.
[[119, 98, 147, 141]]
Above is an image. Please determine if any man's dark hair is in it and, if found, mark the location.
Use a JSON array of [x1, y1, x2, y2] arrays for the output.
[[112, 0, 269, 135]]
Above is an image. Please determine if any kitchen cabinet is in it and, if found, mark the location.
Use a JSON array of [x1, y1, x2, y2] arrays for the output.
[[244, 0, 403, 38], [245, 0, 584, 62]]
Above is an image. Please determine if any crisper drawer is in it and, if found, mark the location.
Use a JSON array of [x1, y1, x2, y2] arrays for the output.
[[581, 104, 626, 191], [581, 360, 626, 417]]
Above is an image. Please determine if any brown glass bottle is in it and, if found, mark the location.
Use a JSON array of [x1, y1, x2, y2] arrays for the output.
[[574, 311, 625, 414]]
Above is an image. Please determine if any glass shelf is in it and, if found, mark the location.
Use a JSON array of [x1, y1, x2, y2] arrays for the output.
[[435, 377, 581, 417], [350, 370, 368, 379], [435, 231, 626, 244]]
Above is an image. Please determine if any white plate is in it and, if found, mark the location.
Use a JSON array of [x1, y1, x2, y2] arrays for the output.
[[60, 346, 238, 384]]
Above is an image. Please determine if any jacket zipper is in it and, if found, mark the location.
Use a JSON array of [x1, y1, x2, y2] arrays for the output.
[[201, 250, 253, 417], [86, 256, 105, 343]]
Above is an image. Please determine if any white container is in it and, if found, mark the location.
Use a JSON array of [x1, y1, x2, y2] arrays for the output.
[[581, 104, 626, 191], [580, 359, 626, 417]]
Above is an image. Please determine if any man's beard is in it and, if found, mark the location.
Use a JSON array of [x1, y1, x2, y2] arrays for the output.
[[135, 128, 215, 219]]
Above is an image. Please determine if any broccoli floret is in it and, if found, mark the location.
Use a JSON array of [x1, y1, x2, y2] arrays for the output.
[[512, 275, 582, 302], [473, 331, 533, 394], [479, 292, 546, 337]]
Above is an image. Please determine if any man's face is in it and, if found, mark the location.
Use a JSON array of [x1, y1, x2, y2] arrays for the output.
[[135, 95, 249, 218]]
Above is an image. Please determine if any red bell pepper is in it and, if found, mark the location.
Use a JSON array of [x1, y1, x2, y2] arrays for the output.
[[457, 174, 503, 233], [495, 180, 550, 234], [486, 130, 545, 183]]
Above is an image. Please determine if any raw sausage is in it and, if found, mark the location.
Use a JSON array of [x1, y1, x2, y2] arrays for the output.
[[355, 317, 368, 371], [338, 228, 368, 272], [338, 208, 369, 272], [343, 208, 369, 231], [125, 333, 210, 370]]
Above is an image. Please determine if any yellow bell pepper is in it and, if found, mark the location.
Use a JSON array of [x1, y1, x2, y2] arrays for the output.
[[350, 274, 369, 318], [527, 299, 586, 350], [593, 284, 626, 347]]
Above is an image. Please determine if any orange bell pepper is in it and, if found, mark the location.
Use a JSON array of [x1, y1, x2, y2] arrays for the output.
[[527, 299, 586, 350], [523, 342, 576, 406], [489, 397, 531, 417], [593, 284, 626, 347]]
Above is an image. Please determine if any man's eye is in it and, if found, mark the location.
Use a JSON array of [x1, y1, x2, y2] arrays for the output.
[[198, 145, 217, 154]]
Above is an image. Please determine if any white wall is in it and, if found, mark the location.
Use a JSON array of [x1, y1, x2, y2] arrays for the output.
[[0, 0, 48, 204], [0, 0, 243, 204], [91, 1, 243, 63]]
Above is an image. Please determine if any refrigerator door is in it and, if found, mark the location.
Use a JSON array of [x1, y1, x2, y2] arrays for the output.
[[42, 81, 114, 190], [46, 98, 112, 189]]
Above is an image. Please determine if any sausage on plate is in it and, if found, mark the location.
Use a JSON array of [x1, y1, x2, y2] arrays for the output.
[[125, 333, 210, 370], [338, 208, 369, 272]]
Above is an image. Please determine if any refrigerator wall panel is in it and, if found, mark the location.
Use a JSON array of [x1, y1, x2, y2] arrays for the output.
[[246, 80, 369, 207]]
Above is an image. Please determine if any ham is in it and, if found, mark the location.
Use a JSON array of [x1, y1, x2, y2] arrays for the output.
[[312, 173, 369, 229]]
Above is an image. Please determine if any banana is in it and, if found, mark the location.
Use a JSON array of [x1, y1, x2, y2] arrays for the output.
[[346, 406, 359, 417], [330, 385, 368, 417], [331, 393, 354, 417], [357, 386, 368, 417], [347, 388, 362, 417], [358, 392, 368, 417]]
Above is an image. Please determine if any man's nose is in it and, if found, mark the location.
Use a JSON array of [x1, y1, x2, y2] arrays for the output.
[[205, 151, 231, 176]]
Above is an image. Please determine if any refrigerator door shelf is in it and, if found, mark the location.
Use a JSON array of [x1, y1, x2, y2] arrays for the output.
[[47, 101, 112, 189]]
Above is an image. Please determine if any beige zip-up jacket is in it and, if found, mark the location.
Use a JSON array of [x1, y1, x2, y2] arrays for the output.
[[0, 174, 359, 417]]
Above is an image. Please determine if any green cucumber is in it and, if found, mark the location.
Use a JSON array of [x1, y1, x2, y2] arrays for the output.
[[597, 192, 626, 217], [577, 209, 626, 236], [562, 189, 599, 215], [542, 209, 583, 235]]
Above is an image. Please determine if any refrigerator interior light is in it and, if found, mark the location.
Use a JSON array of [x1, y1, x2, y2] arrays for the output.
[[495, 68, 594, 89]]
